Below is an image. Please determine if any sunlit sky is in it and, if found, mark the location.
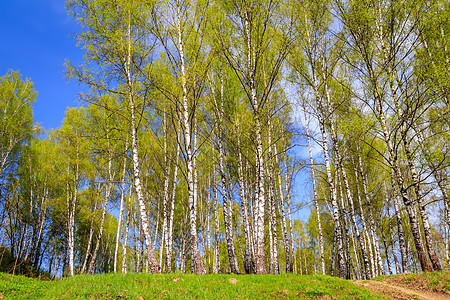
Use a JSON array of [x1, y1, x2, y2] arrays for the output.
[[0, 0, 84, 130]]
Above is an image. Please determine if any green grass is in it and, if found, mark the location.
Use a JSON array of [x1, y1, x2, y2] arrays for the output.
[[0, 272, 386, 299]]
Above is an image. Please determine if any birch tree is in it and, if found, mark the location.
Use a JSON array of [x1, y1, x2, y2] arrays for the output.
[[67, 0, 160, 273]]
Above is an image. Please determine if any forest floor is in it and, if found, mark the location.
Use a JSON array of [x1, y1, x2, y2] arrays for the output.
[[0, 271, 448, 299], [353, 271, 450, 300]]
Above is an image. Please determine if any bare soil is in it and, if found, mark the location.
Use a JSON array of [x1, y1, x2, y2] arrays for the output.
[[353, 278, 450, 300]]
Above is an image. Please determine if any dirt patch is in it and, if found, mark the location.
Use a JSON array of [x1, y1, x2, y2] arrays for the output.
[[353, 280, 450, 300], [382, 273, 450, 295]]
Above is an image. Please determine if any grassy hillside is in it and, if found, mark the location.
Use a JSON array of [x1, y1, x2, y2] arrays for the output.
[[0, 272, 387, 299]]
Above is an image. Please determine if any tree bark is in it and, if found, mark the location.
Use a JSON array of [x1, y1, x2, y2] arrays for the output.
[[353, 164, 375, 277], [242, 8, 267, 274], [238, 139, 253, 274], [166, 121, 181, 273], [390, 177, 408, 273], [212, 146, 221, 274], [284, 157, 295, 273], [275, 151, 290, 274], [114, 150, 127, 273], [67, 137, 79, 277], [88, 158, 113, 275], [267, 119, 279, 275], [81, 194, 98, 274], [122, 189, 131, 274]]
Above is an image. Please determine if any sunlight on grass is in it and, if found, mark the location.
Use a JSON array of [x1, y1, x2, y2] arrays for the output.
[[0, 272, 390, 299]]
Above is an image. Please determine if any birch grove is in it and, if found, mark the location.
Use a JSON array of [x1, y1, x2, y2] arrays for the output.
[[0, 0, 448, 279]]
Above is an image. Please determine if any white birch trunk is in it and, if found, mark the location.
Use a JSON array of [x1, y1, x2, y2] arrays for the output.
[[125, 10, 159, 273], [267, 119, 279, 274], [114, 150, 127, 273], [67, 138, 79, 277], [238, 141, 253, 274], [302, 99, 325, 275], [88, 158, 114, 275], [284, 157, 295, 272], [242, 7, 267, 274], [122, 188, 132, 274], [81, 197, 98, 274]]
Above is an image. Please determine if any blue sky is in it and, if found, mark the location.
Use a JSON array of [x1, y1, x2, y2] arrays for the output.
[[0, 0, 84, 130]]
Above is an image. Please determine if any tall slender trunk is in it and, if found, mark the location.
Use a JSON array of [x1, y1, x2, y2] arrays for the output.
[[88, 158, 114, 274], [242, 9, 267, 274], [81, 194, 98, 274], [284, 157, 295, 272], [33, 189, 48, 269], [122, 189, 131, 274], [134, 215, 141, 273], [125, 9, 159, 273], [302, 98, 325, 275], [274, 150, 290, 274], [181, 232, 186, 273], [267, 119, 279, 274], [353, 165, 375, 277], [201, 197, 207, 269], [331, 231, 336, 276], [336, 153, 370, 279], [315, 89, 345, 278], [114, 149, 127, 273], [380, 226, 392, 275], [24, 171, 34, 263], [212, 147, 221, 274], [390, 177, 408, 273], [445, 200, 450, 271], [336, 171, 352, 279], [207, 202, 212, 273], [154, 200, 160, 250], [348, 221, 361, 279], [386, 200, 399, 274], [166, 121, 181, 273], [67, 138, 79, 277], [159, 114, 171, 272], [53, 252, 62, 279], [238, 138, 252, 274]]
